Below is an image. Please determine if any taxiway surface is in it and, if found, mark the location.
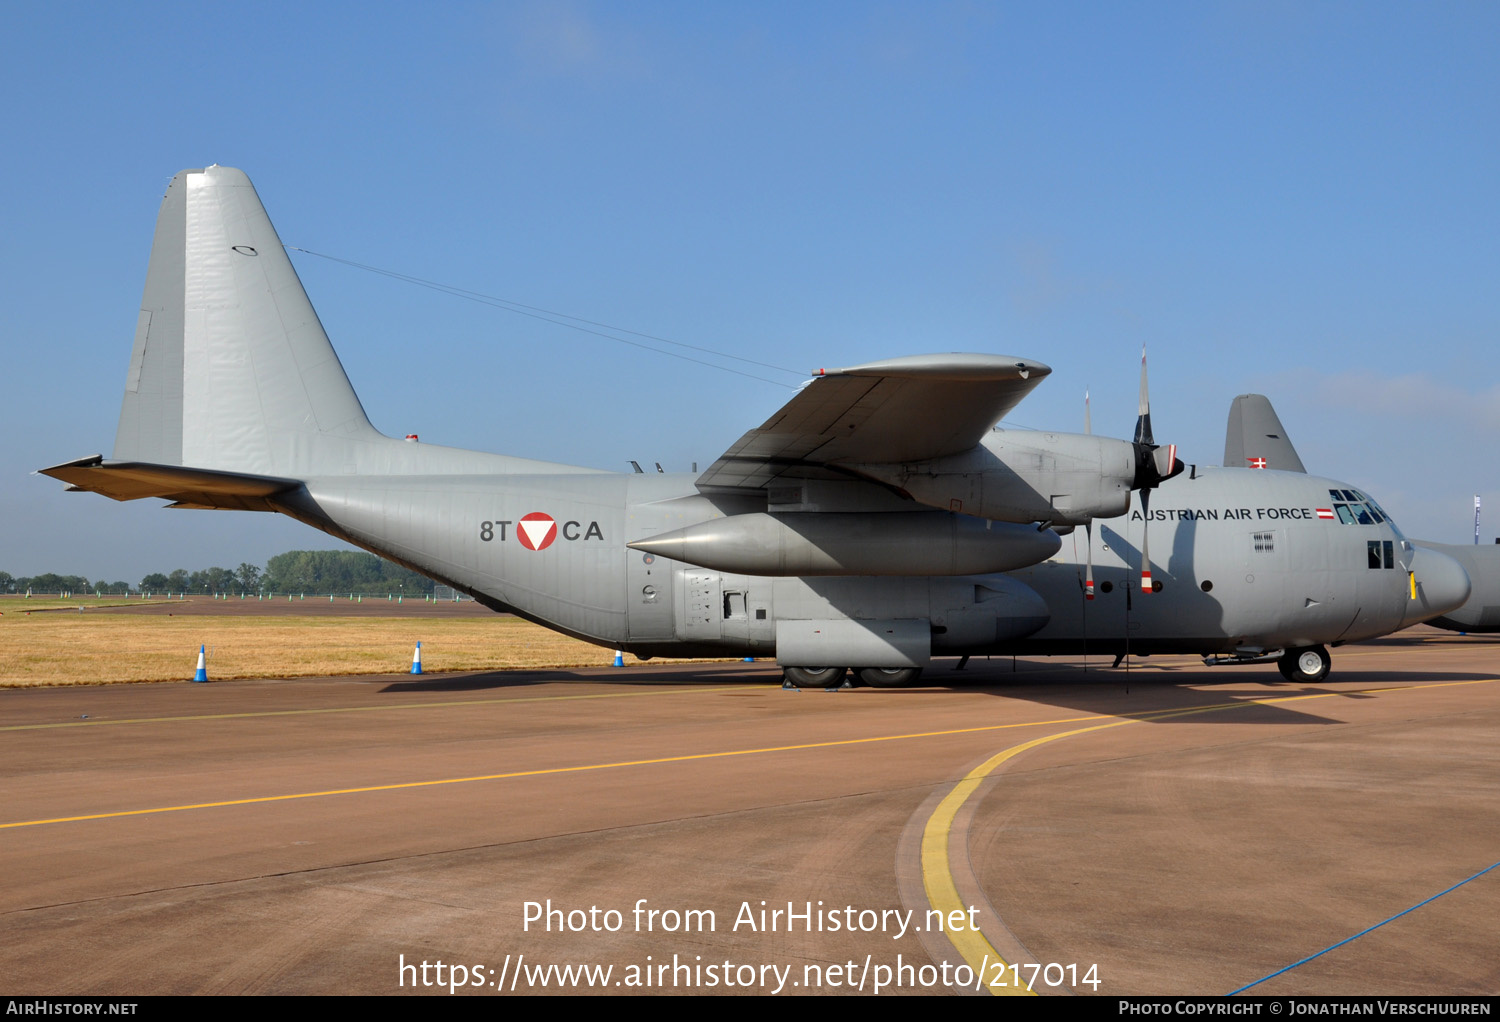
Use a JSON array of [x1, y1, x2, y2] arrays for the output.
[[3, 632, 1496, 995]]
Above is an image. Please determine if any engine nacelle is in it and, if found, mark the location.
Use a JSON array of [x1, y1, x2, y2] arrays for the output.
[[850, 431, 1137, 526]]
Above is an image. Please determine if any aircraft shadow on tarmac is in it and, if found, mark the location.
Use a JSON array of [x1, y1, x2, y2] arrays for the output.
[[373, 653, 1496, 729], [877, 656, 1500, 725], [377, 664, 779, 693]]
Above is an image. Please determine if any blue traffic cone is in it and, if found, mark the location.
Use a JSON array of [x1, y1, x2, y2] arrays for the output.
[[410, 641, 423, 675], [613, 649, 624, 667], [193, 645, 208, 683]]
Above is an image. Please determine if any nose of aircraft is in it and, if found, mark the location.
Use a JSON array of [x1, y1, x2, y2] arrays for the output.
[[1401, 545, 1473, 627]]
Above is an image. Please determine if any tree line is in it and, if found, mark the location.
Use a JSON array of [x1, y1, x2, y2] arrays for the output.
[[1, 550, 437, 597]]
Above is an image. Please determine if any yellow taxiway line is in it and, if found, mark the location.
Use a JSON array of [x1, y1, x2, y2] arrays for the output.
[[2, 712, 1118, 830], [918, 676, 1498, 996]]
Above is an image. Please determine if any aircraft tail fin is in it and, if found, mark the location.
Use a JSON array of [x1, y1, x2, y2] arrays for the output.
[[45, 167, 606, 503], [1223, 394, 1307, 472], [114, 166, 381, 477]]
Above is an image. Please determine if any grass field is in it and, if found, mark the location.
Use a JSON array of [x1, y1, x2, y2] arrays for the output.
[[0, 603, 654, 687]]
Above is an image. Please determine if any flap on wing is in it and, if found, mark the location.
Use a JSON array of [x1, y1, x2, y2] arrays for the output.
[[696, 354, 1051, 492], [38, 456, 299, 510]]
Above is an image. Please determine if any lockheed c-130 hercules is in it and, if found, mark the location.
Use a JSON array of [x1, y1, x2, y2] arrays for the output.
[[41, 167, 1472, 687]]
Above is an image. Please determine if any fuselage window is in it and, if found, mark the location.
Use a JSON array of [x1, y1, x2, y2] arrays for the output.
[[1367, 540, 1397, 570]]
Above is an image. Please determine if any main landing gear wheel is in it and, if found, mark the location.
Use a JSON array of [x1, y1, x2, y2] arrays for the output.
[[782, 666, 846, 689], [1277, 645, 1331, 683], [854, 667, 924, 688]]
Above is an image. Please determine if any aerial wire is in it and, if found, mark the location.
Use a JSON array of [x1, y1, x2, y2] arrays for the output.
[[284, 245, 803, 389]]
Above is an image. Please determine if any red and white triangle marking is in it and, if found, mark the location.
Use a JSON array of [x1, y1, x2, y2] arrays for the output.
[[517, 512, 558, 551]]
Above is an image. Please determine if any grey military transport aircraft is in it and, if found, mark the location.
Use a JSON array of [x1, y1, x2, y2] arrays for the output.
[[41, 167, 1472, 687]]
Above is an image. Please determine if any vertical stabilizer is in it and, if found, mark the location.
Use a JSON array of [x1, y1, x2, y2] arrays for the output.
[[114, 166, 380, 475], [1223, 394, 1306, 472]]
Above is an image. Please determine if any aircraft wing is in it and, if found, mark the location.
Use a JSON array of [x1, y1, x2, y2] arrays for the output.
[[695, 354, 1050, 493]]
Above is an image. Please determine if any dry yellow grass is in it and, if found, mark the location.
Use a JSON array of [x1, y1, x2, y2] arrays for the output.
[[0, 611, 665, 687]]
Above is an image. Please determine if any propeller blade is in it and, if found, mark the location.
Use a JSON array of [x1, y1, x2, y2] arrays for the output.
[[1140, 488, 1154, 593], [1134, 345, 1153, 447], [1129, 348, 1184, 490], [1084, 521, 1095, 600], [1153, 443, 1179, 479]]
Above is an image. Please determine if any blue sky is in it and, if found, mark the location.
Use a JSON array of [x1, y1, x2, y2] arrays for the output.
[[3, 2, 1497, 581]]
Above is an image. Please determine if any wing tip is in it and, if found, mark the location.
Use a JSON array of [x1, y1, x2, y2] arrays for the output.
[[827, 353, 1052, 381]]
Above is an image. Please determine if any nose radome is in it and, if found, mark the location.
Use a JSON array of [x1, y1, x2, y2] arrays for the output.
[[1402, 546, 1473, 627]]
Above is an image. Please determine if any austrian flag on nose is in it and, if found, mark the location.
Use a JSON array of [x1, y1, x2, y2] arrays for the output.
[[1316, 508, 1336, 520], [517, 512, 558, 551]]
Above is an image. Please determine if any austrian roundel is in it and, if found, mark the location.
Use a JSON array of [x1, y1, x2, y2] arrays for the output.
[[517, 512, 558, 551]]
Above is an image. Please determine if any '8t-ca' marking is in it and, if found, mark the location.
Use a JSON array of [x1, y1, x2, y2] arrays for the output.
[[479, 515, 605, 547]]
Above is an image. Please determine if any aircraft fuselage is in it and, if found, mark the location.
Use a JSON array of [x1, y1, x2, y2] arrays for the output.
[[275, 462, 1449, 664]]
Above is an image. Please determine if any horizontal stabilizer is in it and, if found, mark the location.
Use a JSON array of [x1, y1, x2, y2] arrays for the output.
[[39, 455, 298, 511]]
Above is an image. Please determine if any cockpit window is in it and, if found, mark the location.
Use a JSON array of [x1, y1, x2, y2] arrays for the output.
[[1328, 487, 1406, 539], [1363, 494, 1393, 524], [1328, 488, 1385, 527]]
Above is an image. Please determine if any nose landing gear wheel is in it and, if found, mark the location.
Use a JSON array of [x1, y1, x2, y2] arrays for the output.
[[1277, 645, 1331, 683]]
